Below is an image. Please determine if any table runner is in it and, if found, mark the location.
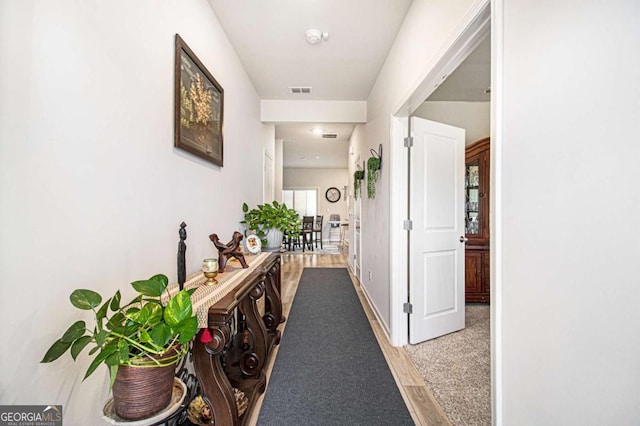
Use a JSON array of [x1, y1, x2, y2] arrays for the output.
[[161, 252, 270, 328]]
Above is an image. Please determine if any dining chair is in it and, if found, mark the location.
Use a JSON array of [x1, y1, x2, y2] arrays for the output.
[[283, 230, 300, 251], [301, 216, 314, 252], [329, 214, 341, 243], [313, 215, 323, 249]]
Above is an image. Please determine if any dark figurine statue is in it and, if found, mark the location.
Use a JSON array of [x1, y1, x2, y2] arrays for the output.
[[178, 222, 187, 290], [209, 231, 249, 273]]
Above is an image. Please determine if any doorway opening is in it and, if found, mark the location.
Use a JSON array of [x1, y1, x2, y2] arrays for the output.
[[389, 2, 493, 424]]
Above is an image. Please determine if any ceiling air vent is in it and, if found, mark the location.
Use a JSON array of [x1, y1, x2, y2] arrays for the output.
[[289, 86, 312, 94], [322, 133, 338, 139]]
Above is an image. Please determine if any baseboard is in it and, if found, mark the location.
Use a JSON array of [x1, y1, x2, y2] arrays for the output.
[[359, 282, 392, 343]]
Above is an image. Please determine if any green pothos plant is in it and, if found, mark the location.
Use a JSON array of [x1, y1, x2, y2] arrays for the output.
[[241, 201, 301, 245], [41, 274, 198, 389], [367, 156, 381, 199]]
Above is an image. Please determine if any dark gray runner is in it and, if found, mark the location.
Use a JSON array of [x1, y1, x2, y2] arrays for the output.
[[258, 268, 413, 425]]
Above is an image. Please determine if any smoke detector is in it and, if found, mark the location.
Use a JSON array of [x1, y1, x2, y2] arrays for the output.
[[305, 29, 329, 44]]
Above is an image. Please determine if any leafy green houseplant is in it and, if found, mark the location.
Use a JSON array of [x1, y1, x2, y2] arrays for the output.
[[41, 274, 199, 420], [241, 201, 301, 249], [354, 170, 365, 199], [367, 156, 381, 199]]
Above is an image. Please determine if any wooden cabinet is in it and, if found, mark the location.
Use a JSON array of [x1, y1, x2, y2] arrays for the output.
[[465, 138, 490, 303]]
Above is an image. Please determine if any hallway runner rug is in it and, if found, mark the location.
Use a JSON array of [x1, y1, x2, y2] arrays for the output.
[[258, 268, 413, 425]]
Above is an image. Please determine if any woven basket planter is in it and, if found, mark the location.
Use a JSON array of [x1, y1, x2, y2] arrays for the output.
[[112, 347, 179, 420]]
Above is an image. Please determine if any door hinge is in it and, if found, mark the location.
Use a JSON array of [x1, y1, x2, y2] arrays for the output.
[[403, 220, 413, 231], [404, 136, 413, 147], [403, 302, 413, 314]]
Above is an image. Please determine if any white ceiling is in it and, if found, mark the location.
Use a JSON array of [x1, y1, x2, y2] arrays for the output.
[[207, 0, 414, 100], [208, 1, 490, 168], [277, 123, 353, 169]]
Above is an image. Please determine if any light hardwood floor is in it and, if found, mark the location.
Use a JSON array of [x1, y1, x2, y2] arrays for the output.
[[247, 251, 451, 426]]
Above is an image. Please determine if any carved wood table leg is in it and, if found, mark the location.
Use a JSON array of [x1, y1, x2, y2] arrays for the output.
[[237, 280, 268, 385], [263, 260, 283, 343], [193, 326, 238, 425]]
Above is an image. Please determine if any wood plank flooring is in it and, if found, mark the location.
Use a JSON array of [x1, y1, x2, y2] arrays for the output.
[[246, 251, 451, 425]]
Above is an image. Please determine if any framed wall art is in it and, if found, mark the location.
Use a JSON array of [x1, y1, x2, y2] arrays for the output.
[[174, 34, 224, 166]]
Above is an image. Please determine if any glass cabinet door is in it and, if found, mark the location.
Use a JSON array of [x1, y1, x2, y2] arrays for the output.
[[465, 160, 480, 235]]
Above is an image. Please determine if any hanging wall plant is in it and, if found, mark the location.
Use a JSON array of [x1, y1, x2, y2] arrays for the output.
[[354, 170, 365, 199], [367, 145, 382, 199]]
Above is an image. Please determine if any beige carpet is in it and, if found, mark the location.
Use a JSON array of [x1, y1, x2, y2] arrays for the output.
[[405, 305, 490, 426]]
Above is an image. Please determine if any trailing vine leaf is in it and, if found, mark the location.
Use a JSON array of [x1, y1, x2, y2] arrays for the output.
[[131, 275, 167, 297], [110, 290, 121, 311], [117, 341, 130, 364], [61, 321, 86, 343], [164, 290, 192, 327], [175, 316, 199, 344], [70, 336, 92, 360], [109, 365, 118, 391], [96, 299, 111, 325], [150, 323, 171, 347], [41, 339, 72, 363], [70, 289, 102, 310], [84, 344, 118, 380]]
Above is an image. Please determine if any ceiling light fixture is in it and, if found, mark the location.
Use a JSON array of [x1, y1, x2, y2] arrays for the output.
[[311, 128, 324, 135], [305, 29, 329, 44]]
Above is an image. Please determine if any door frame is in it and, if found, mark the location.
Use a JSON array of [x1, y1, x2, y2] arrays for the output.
[[389, 0, 490, 346], [389, 0, 503, 422]]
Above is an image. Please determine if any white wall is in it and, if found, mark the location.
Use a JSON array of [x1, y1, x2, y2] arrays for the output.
[[495, 0, 640, 423], [378, 0, 640, 422], [263, 124, 275, 202], [261, 100, 367, 123], [283, 168, 348, 241], [356, 0, 477, 336], [412, 101, 490, 145], [274, 139, 284, 202], [0, 1, 264, 423], [347, 125, 366, 270]]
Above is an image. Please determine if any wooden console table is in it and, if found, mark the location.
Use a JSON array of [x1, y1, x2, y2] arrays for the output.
[[186, 252, 282, 425]]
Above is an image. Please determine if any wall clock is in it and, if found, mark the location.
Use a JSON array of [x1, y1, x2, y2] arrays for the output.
[[325, 187, 341, 203]]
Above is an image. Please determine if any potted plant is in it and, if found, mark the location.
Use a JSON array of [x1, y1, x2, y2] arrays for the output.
[[241, 201, 301, 251], [354, 170, 365, 199], [367, 155, 381, 199], [41, 274, 198, 420]]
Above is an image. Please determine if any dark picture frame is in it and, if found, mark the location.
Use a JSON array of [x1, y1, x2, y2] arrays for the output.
[[174, 34, 224, 166]]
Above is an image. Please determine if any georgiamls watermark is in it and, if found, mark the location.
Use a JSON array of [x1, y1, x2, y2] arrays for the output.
[[0, 405, 62, 426]]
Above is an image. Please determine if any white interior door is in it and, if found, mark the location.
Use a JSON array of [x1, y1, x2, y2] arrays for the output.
[[409, 117, 466, 344]]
